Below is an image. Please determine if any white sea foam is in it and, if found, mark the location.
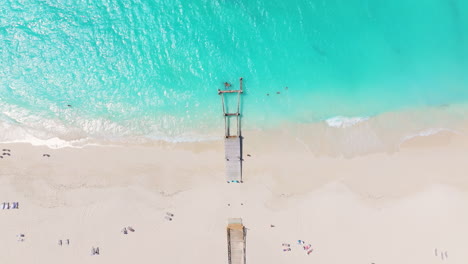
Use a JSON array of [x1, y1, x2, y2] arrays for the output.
[[0, 136, 90, 149], [0, 121, 89, 148], [325, 116, 370, 128], [0, 113, 220, 148], [401, 128, 461, 142]]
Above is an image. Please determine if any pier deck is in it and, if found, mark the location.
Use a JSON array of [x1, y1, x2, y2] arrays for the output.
[[225, 137, 242, 183], [227, 218, 246, 264]]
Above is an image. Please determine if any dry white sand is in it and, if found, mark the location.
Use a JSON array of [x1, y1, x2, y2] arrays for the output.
[[1, 129, 468, 264]]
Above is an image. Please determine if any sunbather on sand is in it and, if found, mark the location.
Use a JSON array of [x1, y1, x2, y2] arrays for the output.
[[17, 234, 25, 242], [91, 247, 100, 255]]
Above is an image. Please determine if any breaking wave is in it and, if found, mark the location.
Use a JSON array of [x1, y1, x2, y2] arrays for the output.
[[325, 116, 370, 128]]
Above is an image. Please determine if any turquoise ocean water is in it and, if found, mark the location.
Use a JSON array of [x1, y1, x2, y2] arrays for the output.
[[1, 0, 468, 147]]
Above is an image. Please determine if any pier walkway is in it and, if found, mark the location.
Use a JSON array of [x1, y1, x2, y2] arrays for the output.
[[227, 218, 246, 264], [219, 78, 243, 183]]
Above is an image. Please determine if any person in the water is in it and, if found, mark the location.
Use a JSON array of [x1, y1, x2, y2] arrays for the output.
[[224, 82, 231, 88]]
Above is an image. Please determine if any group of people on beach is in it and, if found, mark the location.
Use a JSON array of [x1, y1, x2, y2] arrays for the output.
[[435, 248, 448, 260], [0, 148, 50, 159], [282, 240, 313, 255], [5, 201, 176, 257], [1, 148, 11, 159], [121, 226, 135, 235], [298, 240, 313, 255], [164, 212, 174, 221], [58, 239, 70, 246], [2, 202, 19, 210], [16, 234, 25, 242]]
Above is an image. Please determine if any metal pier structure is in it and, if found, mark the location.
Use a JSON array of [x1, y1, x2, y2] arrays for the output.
[[227, 218, 246, 264], [218, 78, 243, 183]]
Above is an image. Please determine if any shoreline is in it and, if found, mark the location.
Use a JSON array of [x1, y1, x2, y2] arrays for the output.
[[1, 103, 468, 154], [2, 125, 468, 200]]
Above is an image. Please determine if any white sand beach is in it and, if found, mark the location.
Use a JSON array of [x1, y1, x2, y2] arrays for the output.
[[1, 128, 468, 264]]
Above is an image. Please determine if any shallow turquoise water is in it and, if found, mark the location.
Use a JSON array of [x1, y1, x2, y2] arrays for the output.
[[1, 0, 468, 143]]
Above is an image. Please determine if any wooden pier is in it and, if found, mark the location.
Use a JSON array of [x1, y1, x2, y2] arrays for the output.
[[227, 218, 246, 264], [219, 78, 243, 183]]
